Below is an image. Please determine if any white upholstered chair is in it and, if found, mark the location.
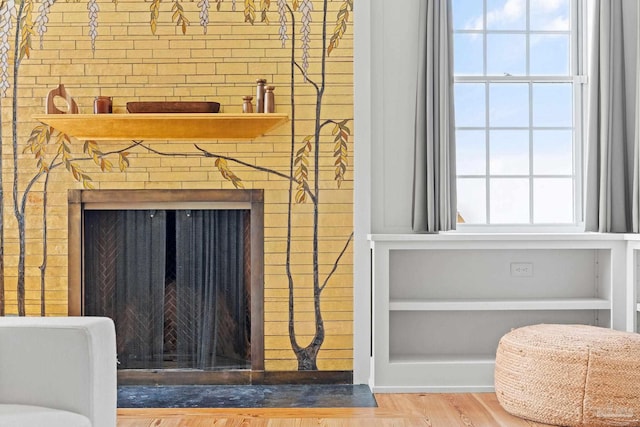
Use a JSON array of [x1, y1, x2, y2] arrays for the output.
[[0, 316, 117, 427]]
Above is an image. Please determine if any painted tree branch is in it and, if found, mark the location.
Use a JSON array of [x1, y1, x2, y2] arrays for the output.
[[319, 232, 353, 294], [74, 140, 317, 202], [285, 3, 301, 356], [194, 144, 291, 181], [38, 152, 61, 316], [12, 0, 26, 315], [297, 0, 330, 370], [293, 60, 319, 93], [38, 157, 54, 315], [52, 139, 319, 203], [0, 0, 10, 315], [319, 118, 352, 131], [195, 144, 317, 202], [0, 2, 5, 316]]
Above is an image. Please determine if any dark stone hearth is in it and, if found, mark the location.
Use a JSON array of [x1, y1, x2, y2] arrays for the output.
[[117, 384, 377, 408]]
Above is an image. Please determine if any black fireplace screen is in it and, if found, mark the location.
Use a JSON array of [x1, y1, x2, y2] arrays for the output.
[[83, 209, 251, 371]]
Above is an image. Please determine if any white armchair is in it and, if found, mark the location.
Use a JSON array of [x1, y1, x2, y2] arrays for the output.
[[0, 316, 117, 427]]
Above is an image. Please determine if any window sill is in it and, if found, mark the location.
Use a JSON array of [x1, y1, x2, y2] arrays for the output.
[[367, 232, 630, 242], [454, 224, 586, 234]]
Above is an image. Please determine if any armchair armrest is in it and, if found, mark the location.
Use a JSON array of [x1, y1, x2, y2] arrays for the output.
[[0, 317, 117, 427]]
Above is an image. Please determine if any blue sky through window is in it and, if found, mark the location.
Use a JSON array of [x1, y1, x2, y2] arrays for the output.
[[452, 0, 575, 225]]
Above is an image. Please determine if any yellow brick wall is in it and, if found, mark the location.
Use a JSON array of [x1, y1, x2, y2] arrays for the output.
[[2, 0, 353, 371]]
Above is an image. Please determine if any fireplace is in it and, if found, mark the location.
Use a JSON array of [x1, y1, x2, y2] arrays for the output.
[[68, 189, 264, 384]]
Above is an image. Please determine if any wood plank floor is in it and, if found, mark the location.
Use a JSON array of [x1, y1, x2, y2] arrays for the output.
[[117, 393, 553, 426]]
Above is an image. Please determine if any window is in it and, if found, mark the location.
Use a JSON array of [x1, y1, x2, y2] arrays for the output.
[[452, 0, 584, 228]]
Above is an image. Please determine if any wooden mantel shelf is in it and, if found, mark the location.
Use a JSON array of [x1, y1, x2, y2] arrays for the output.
[[32, 113, 289, 141]]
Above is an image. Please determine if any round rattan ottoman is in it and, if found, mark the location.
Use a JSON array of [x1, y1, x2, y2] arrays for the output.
[[495, 324, 640, 427]]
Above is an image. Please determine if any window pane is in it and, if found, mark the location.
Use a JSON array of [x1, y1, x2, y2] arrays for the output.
[[457, 178, 486, 224], [530, 34, 570, 75], [489, 83, 529, 127], [532, 83, 572, 127], [453, 0, 577, 228], [487, 34, 526, 76], [486, 0, 526, 30], [533, 130, 573, 175], [534, 178, 573, 223], [490, 130, 529, 175], [454, 34, 484, 75], [455, 83, 486, 127], [490, 178, 529, 223], [452, 0, 484, 30], [530, 0, 570, 31], [457, 130, 486, 175]]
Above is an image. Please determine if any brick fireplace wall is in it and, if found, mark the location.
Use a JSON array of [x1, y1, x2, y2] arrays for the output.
[[2, 0, 353, 372]]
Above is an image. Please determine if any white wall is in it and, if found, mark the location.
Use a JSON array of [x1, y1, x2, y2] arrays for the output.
[[354, 0, 422, 384], [353, 0, 373, 385], [369, 0, 422, 234]]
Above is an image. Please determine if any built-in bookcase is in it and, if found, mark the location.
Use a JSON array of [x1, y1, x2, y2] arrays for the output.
[[370, 234, 629, 393]]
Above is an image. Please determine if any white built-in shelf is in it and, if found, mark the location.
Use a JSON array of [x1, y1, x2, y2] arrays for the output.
[[369, 235, 628, 393], [389, 298, 611, 312], [389, 354, 495, 365], [637, 303, 640, 312]]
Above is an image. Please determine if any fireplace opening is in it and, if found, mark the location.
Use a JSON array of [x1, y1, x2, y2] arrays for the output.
[[68, 190, 264, 384], [84, 208, 251, 370]]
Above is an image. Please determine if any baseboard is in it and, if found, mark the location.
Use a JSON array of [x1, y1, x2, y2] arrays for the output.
[[371, 385, 495, 393]]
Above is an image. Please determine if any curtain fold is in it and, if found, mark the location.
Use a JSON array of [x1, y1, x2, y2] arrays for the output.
[[115, 210, 167, 368], [632, 2, 640, 232], [84, 210, 167, 368], [586, 0, 639, 232], [412, 0, 457, 233], [175, 210, 248, 370]]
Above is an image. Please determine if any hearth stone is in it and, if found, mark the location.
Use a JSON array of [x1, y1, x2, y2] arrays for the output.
[[117, 384, 377, 408]]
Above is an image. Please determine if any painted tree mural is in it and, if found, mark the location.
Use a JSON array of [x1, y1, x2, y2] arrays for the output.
[[0, 0, 352, 371]]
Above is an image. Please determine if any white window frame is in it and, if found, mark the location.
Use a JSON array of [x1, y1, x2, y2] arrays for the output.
[[453, 0, 587, 233]]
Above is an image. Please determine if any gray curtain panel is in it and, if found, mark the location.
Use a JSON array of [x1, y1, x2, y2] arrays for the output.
[[585, 0, 639, 232], [632, 2, 640, 232], [84, 209, 168, 369], [175, 210, 249, 370], [412, 0, 457, 233]]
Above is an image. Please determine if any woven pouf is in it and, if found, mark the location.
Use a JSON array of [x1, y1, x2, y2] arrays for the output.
[[495, 324, 640, 427]]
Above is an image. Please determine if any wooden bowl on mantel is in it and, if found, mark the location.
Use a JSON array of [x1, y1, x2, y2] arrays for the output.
[[126, 101, 221, 113]]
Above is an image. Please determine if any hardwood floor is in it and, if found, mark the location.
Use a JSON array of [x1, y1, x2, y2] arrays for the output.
[[117, 393, 553, 426]]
